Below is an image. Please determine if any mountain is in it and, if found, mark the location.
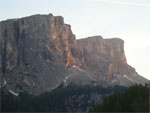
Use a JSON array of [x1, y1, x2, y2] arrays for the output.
[[89, 84, 149, 112], [77, 36, 148, 86], [0, 14, 148, 95]]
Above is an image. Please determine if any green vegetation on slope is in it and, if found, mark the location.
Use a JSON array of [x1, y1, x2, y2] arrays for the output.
[[89, 84, 149, 112]]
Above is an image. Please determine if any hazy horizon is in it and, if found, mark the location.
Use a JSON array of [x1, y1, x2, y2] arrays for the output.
[[0, 0, 149, 80]]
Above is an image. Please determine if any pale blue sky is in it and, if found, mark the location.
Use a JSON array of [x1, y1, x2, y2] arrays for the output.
[[0, 0, 150, 80]]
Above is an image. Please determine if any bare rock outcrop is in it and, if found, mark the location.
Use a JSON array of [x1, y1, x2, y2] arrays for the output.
[[0, 14, 148, 94], [77, 36, 146, 83], [0, 14, 83, 94]]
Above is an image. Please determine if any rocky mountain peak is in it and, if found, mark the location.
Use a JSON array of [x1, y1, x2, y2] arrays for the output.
[[0, 14, 148, 94], [77, 36, 127, 76], [0, 14, 84, 94]]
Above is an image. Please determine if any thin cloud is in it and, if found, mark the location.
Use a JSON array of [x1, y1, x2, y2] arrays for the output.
[[117, 1, 150, 7], [93, 0, 150, 7]]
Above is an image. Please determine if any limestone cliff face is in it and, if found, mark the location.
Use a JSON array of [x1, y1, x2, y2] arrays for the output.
[[0, 14, 148, 94], [0, 14, 83, 94], [77, 36, 136, 79], [47, 15, 83, 67]]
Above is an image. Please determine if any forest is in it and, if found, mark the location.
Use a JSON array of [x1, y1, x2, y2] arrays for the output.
[[89, 84, 149, 112], [1, 84, 125, 112]]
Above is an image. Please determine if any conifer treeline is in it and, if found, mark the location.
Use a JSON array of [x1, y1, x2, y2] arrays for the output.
[[89, 84, 149, 112]]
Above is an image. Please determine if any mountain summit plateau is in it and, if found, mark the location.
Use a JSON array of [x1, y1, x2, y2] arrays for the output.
[[0, 14, 148, 95]]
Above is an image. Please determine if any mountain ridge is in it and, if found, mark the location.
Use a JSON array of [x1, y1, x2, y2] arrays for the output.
[[0, 14, 148, 95]]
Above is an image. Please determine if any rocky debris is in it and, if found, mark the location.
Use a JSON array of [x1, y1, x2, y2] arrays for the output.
[[62, 65, 108, 87], [65, 93, 102, 112]]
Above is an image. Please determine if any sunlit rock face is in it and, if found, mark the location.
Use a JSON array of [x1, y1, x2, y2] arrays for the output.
[[77, 36, 137, 79], [0, 14, 148, 94], [0, 14, 84, 94]]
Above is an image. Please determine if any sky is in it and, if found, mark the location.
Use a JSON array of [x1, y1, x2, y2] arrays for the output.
[[0, 0, 150, 80]]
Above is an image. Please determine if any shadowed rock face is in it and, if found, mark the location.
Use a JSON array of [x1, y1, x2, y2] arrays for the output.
[[0, 14, 83, 94], [0, 14, 148, 94]]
